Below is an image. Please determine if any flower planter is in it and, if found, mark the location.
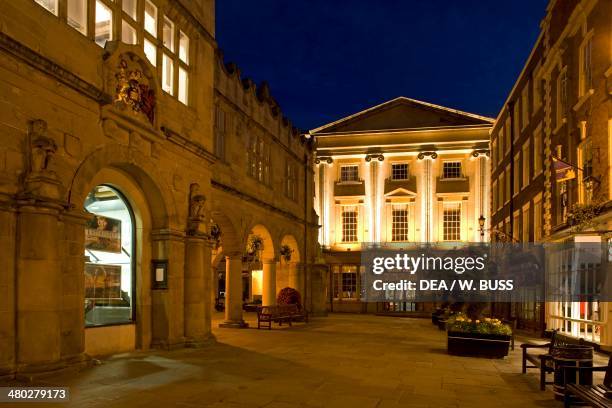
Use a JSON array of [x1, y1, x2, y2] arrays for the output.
[[447, 331, 511, 358], [437, 319, 447, 331]]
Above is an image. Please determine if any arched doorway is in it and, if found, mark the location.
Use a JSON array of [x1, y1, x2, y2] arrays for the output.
[[278, 234, 302, 294], [83, 185, 135, 327]]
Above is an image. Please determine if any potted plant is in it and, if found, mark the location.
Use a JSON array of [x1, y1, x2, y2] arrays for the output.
[[280, 244, 293, 262], [447, 312, 512, 358]]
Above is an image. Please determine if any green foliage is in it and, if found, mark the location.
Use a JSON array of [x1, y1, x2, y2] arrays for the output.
[[447, 313, 512, 336]]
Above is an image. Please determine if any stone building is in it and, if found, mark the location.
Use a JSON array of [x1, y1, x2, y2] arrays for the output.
[[310, 97, 493, 313], [0, 0, 320, 379], [489, 0, 611, 344]]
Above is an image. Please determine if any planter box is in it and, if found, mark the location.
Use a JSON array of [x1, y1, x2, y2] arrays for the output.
[[447, 331, 511, 358]]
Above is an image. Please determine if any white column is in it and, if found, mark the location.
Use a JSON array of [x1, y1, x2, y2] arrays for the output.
[[370, 160, 378, 243], [262, 258, 277, 305], [220, 253, 247, 328]]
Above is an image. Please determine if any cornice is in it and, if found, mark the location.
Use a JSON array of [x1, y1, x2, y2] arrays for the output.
[[211, 179, 317, 227], [161, 126, 217, 164], [0, 32, 111, 104]]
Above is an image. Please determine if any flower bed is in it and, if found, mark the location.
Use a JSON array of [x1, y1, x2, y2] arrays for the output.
[[446, 314, 512, 358]]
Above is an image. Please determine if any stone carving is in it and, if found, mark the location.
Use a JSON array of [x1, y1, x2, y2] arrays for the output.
[[114, 57, 155, 124], [187, 183, 207, 235], [29, 120, 57, 175]]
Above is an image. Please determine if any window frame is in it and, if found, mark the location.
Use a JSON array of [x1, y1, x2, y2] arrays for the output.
[[441, 161, 463, 180], [390, 162, 409, 181], [442, 202, 461, 242], [341, 206, 358, 243]]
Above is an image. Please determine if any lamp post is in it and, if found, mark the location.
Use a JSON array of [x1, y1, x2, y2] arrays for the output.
[[478, 215, 486, 240]]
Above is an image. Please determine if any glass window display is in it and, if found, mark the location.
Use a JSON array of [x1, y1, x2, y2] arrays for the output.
[[83, 185, 134, 327]]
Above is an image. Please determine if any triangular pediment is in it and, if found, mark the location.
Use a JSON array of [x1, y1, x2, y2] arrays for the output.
[[385, 187, 416, 197], [311, 97, 493, 134]]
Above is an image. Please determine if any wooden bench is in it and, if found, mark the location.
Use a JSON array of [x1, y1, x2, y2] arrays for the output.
[[564, 356, 612, 407], [256, 304, 308, 330], [521, 330, 586, 390]]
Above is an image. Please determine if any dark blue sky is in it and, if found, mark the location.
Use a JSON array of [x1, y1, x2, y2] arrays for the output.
[[216, 1, 547, 130]]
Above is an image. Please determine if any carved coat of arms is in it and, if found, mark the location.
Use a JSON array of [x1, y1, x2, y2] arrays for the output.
[[114, 58, 155, 124]]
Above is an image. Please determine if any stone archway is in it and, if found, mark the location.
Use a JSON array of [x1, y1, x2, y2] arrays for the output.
[[211, 210, 248, 328], [278, 234, 303, 296], [66, 144, 175, 354], [247, 224, 277, 306]]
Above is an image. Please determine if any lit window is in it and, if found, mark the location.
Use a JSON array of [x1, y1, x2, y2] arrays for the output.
[[144, 38, 156, 66], [442, 161, 461, 179], [534, 198, 542, 242], [67, 0, 87, 34], [342, 206, 358, 243], [499, 173, 505, 208], [533, 128, 542, 176], [122, 20, 137, 45], [178, 68, 189, 105], [178, 67, 188, 104], [84, 185, 135, 327], [162, 53, 174, 95], [522, 207, 530, 242], [522, 141, 530, 189], [557, 69, 568, 126], [122, 0, 137, 20], [163, 17, 175, 51], [391, 163, 409, 180], [579, 35, 592, 97], [144, 0, 157, 37], [513, 103, 520, 140], [513, 153, 520, 195], [34, 0, 58, 15], [333, 265, 359, 299], [391, 206, 408, 242], [443, 202, 461, 241], [179, 31, 189, 64], [95, 1, 113, 47], [340, 165, 359, 182], [492, 181, 498, 211], [521, 84, 529, 129], [505, 166, 510, 203]]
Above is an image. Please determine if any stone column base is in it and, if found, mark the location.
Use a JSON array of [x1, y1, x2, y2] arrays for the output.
[[219, 320, 249, 329], [185, 334, 216, 348], [15, 353, 91, 382]]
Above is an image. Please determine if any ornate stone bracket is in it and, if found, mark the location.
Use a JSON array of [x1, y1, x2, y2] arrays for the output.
[[417, 151, 438, 160], [315, 156, 333, 164], [365, 153, 384, 162], [471, 149, 490, 158]]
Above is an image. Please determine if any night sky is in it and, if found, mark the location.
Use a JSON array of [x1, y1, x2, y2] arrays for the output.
[[216, 1, 548, 130]]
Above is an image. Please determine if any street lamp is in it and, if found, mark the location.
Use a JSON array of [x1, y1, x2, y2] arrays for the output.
[[478, 215, 486, 239]]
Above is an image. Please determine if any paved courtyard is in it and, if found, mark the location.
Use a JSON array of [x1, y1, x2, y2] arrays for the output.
[[2, 313, 604, 407]]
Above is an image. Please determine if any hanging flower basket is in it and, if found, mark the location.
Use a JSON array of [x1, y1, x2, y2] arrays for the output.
[[280, 244, 293, 262]]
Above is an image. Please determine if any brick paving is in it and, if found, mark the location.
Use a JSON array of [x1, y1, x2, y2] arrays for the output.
[[2, 313, 605, 407]]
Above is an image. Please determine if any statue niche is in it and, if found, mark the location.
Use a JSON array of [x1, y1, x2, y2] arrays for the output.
[[187, 183, 207, 236]]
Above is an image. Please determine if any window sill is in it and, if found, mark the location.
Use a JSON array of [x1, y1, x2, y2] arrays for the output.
[[573, 89, 594, 112], [337, 180, 363, 185], [440, 177, 467, 181]]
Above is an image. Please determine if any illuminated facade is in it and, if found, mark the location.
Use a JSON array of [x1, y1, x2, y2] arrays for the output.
[[0, 0, 322, 379], [489, 0, 611, 346], [311, 97, 493, 313]]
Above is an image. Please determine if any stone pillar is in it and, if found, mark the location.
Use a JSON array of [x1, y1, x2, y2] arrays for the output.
[[202, 241, 213, 337], [184, 235, 207, 345], [16, 201, 63, 372], [219, 253, 247, 328], [0, 206, 16, 377], [262, 258, 277, 306], [288, 262, 304, 296], [60, 210, 89, 363]]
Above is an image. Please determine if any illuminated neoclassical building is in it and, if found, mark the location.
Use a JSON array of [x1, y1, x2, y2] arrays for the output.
[[310, 97, 493, 313]]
